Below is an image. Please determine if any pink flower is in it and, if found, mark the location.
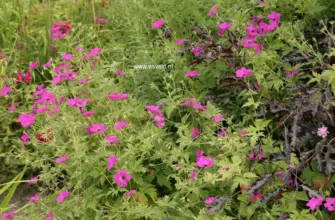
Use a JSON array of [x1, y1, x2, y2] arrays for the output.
[[43, 58, 53, 68], [189, 169, 197, 181], [250, 16, 265, 23], [254, 43, 263, 54], [191, 46, 204, 57], [317, 126, 329, 138], [207, 6, 219, 16], [82, 111, 94, 117], [89, 48, 102, 57], [56, 191, 70, 203], [50, 22, 72, 40], [21, 133, 30, 145], [204, 197, 216, 205], [106, 136, 119, 145], [218, 128, 227, 137], [258, 22, 270, 35], [176, 38, 190, 45], [67, 97, 90, 108], [16, 70, 32, 84], [251, 191, 262, 201], [217, 22, 232, 36], [268, 12, 281, 23], [29, 193, 40, 203], [191, 128, 200, 139], [62, 54, 73, 61], [94, 17, 107, 24], [246, 24, 259, 37], [56, 155, 70, 164], [29, 60, 40, 69], [248, 153, 255, 160], [125, 190, 137, 198], [324, 198, 335, 211], [87, 124, 106, 135], [115, 69, 125, 76], [52, 75, 63, 85], [196, 156, 214, 168], [114, 169, 132, 187], [115, 121, 128, 131], [186, 70, 200, 78], [196, 150, 204, 159], [255, 151, 265, 159], [306, 197, 323, 211], [18, 113, 36, 128], [212, 114, 223, 122], [236, 67, 254, 78], [8, 104, 18, 112], [75, 45, 83, 51], [79, 77, 90, 84], [44, 212, 53, 220], [152, 19, 165, 29], [107, 93, 129, 100], [0, 86, 11, 96], [241, 37, 257, 48], [27, 176, 39, 184], [145, 105, 161, 113], [107, 156, 118, 171], [1, 211, 15, 219]]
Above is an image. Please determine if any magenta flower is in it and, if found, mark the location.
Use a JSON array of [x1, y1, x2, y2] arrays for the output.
[[44, 212, 53, 220], [324, 198, 335, 211], [191, 46, 204, 57], [1, 211, 15, 219], [87, 124, 106, 135], [246, 24, 259, 37], [114, 169, 132, 187], [255, 151, 265, 159], [176, 38, 190, 45], [196, 156, 214, 168], [82, 111, 94, 117], [248, 153, 255, 160], [107, 156, 118, 171], [16, 70, 32, 84], [258, 22, 270, 35], [218, 128, 227, 137], [79, 77, 90, 84], [145, 105, 161, 113], [125, 190, 137, 198], [207, 6, 219, 16], [212, 114, 223, 122], [254, 43, 263, 54], [107, 92, 129, 100], [251, 191, 262, 201], [186, 70, 200, 78], [8, 104, 18, 112], [75, 45, 83, 51], [50, 22, 72, 40], [189, 169, 197, 181], [115, 121, 128, 131], [29, 193, 41, 203], [241, 37, 257, 48], [88, 48, 102, 57], [94, 17, 107, 24], [18, 113, 36, 128], [0, 86, 12, 96], [29, 60, 40, 69], [196, 150, 204, 159], [250, 16, 265, 23], [56, 155, 70, 164], [191, 128, 200, 139], [268, 12, 281, 23], [204, 197, 216, 205], [67, 97, 90, 108], [115, 69, 125, 76], [317, 126, 329, 138], [217, 22, 232, 36], [56, 191, 70, 203], [27, 176, 39, 184], [106, 136, 119, 145], [236, 67, 254, 78], [21, 133, 30, 145], [306, 197, 323, 211], [43, 58, 53, 68], [152, 19, 165, 29], [62, 54, 73, 61]]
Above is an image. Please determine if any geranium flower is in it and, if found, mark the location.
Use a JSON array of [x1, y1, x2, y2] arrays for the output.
[[124, 190, 137, 198], [258, 22, 270, 35], [18, 113, 36, 128], [196, 156, 214, 168], [106, 136, 119, 145], [186, 70, 200, 78], [8, 104, 18, 112], [79, 77, 90, 84], [251, 191, 262, 201], [176, 38, 190, 45], [107, 93, 129, 100], [207, 6, 219, 16], [21, 133, 30, 145], [152, 19, 165, 29], [107, 156, 118, 171], [115, 121, 128, 131], [317, 126, 329, 138], [27, 176, 39, 184], [50, 22, 72, 40], [44, 212, 53, 220], [241, 37, 257, 48], [191, 46, 204, 57], [75, 45, 83, 51], [87, 124, 106, 135], [191, 128, 200, 139], [189, 169, 197, 181], [236, 67, 254, 78], [115, 69, 125, 76], [324, 198, 335, 211], [114, 169, 132, 187], [0, 86, 11, 96], [268, 12, 281, 23], [81, 111, 94, 117], [204, 197, 216, 205], [16, 70, 32, 83], [246, 24, 259, 37], [43, 58, 53, 68], [217, 22, 232, 36], [29, 60, 39, 69], [67, 97, 90, 108], [218, 128, 227, 137], [254, 43, 263, 54], [1, 211, 15, 219], [306, 196, 323, 210], [29, 193, 40, 203], [196, 150, 204, 159], [250, 16, 265, 23], [212, 114, 223, 122], [62, 54, 73, 61], [94, 17, 107, 24], [56, 191, 70, 203], [56, 155, 70, 164]]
